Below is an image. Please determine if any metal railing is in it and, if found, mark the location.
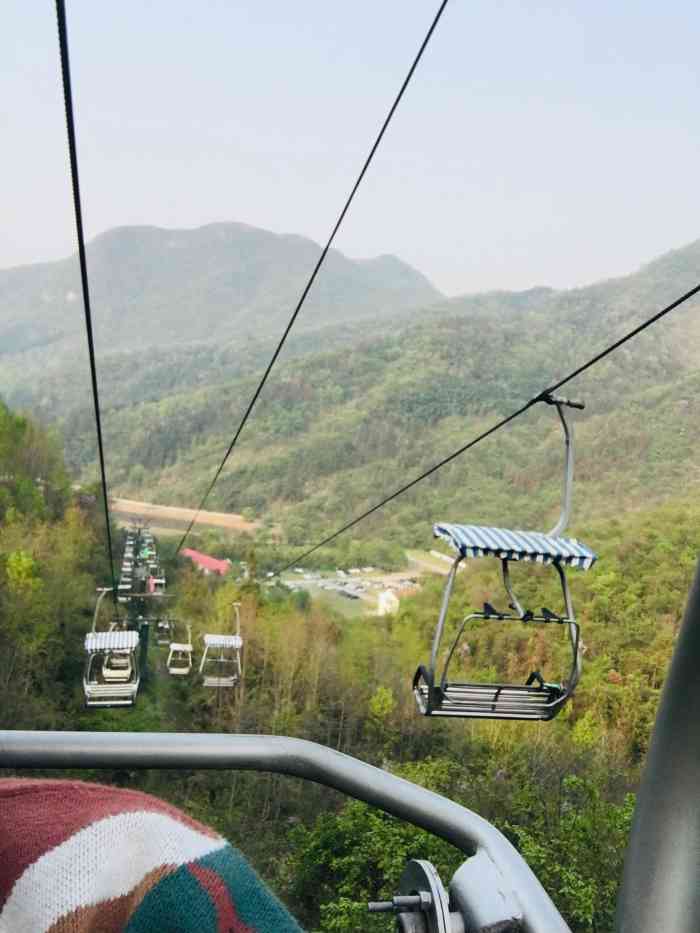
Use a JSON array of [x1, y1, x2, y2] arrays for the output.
[[0, 729, 570, 933]]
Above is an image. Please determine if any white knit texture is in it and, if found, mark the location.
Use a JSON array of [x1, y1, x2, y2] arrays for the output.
[[0, 810, 226, 933]]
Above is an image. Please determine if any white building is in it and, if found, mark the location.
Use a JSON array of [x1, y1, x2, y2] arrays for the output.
[[377, 589, 400, 616]]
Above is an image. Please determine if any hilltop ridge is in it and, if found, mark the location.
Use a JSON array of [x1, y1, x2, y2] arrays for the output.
[[0, 221, 442, 357]]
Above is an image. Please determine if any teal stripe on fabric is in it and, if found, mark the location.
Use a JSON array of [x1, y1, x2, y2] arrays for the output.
[[125, 863, 218, 933], [198, 845, 303, 932]]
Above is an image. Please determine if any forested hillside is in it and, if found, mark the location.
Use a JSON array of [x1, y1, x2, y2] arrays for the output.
[[2, 394, 700, 932], [0, 222, 440, 421], [0, 401, 109, 729], [4, 227, 700, 931], [48, 235, 700, 570]]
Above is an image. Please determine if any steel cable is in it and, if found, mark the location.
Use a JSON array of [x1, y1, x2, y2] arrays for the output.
[[280, 281, 700, 571], [175, 0, 452, 555], [55, 0, 118, 597]]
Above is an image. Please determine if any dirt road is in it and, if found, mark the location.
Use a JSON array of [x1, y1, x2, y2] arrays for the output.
[[111, 497, 259, 534]]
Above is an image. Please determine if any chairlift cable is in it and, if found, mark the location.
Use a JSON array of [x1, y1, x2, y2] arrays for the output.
[[175, 0, 452, 556], [55, 0, 118, 599], [280, 280, 700, 571]]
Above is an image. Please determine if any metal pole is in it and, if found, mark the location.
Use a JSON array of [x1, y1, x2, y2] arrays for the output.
[[0, 730, 569, 933], [91, 587, 112, 632], [616, 557, 700, 932], [430, 556, 462, 672], [548, 402, 574, 539]]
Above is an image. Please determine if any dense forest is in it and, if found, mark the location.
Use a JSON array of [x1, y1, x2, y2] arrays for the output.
[[5, 227, 700, 930], [10, 231, 696, 578], [1, 397, 697, 932]]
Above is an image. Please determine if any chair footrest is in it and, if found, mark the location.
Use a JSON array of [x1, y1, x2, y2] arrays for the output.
[[414, 676, 566, 721]]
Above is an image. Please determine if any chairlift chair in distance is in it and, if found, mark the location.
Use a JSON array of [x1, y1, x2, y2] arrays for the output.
[[83, 630, 140, 707], [199, 604, 242, 688], [167, 624, 193, 676], [414, 394, 597, 721], [156, 617, 173, 646], [101, 650, 132, 682]]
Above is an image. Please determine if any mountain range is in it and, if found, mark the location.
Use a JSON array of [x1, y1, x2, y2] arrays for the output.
[[2, 222, 700, 556]]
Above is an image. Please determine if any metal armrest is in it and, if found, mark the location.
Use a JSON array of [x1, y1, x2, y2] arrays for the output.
[[0, 729, 570, 933]]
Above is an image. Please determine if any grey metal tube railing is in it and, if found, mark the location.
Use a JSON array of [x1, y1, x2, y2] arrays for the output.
[[92, 586, 112, 631], [429, 554, 463, 673], [0, 729, 570, 933], [548, 401, 574, 539]]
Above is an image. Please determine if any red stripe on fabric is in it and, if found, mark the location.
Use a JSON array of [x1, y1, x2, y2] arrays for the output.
[[0, 779, 221, 908], [187, 863, 255, 933]]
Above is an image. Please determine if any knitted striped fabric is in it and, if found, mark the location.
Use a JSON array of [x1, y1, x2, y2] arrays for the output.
[[0, 779, 303, 933]]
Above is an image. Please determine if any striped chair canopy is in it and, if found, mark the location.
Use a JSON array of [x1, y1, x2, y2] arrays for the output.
[[85, 630, 139, 652], [434, 523, 597, 570]]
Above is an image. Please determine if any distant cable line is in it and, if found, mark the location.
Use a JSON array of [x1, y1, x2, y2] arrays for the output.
[[280, 281, 700, 571], [175, 0, 452, 555], [55, 0, 118, 598]]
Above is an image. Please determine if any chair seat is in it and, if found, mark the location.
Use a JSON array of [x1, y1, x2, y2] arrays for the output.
[[202, 675, 238, 688], [413, 666, 566, 721]]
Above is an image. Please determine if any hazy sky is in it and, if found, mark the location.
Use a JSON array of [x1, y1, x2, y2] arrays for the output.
[[3, 1, 700, 295]]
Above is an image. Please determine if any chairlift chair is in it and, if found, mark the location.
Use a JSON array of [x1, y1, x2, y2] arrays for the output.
[[167, 625, 193, 676], [199, 604, 242, 688], [414, 395, 597, 721], [199, 635, 242, 687], [156, 618, 173, 646], [83, 630, 140, 707]]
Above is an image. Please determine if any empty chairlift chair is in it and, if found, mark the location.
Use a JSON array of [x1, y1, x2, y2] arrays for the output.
[[156, 618, 173, 646], [83, 630, 140, 707], [199, 604, 242, 688], [199, 635, 242, 687], [117, 579, 133, 603], [413, 394, 597, 721], [167, 625, 193, 676]]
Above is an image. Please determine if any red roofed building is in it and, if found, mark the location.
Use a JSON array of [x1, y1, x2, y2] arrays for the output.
[[181, 548, 231, 577]]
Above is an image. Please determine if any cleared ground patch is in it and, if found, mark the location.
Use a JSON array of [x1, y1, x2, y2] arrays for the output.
[[111, 497, 260, 534]]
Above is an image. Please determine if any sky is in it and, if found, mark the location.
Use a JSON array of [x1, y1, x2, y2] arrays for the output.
[[2, 0, 700, 296]]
